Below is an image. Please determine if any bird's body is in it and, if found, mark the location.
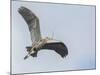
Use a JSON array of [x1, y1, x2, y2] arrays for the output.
[[18, 6, 68, 60]]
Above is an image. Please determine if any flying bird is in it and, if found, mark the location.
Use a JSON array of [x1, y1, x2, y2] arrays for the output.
[[18, 6, 68, 60]]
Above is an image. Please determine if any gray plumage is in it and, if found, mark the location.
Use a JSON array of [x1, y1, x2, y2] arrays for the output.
[[18, 6, 68, 59], [18, 6, 41, 43]]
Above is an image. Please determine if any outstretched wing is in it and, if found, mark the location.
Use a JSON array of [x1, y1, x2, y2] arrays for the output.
[[18, 6, 41, 44], [41, 40, 68, 58]]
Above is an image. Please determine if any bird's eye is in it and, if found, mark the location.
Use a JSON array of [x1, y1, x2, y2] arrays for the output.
[[34, 48, 37, 51]]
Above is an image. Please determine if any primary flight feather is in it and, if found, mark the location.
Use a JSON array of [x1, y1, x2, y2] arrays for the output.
[[18, 6, 68, 60]]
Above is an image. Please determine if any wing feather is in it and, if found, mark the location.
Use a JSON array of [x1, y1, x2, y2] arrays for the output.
[[18, 6, 41, 43], [41, 42, 68, 58]]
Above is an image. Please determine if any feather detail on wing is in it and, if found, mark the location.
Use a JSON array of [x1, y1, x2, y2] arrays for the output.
[[41, 40, 68, 58], [18, 6, 41, 43]]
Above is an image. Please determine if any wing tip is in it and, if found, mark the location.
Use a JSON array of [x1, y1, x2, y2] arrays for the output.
[[18, 6, 26, 14], [60, 45, 68, 58], [18, 6, 38, 25]]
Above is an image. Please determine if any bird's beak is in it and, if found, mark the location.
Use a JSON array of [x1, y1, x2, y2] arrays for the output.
[[24, 54, 30, 60], [24, 50, 35, 60]]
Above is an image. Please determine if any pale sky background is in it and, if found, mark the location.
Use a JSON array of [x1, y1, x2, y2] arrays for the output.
[[12, 1, 95, 74]]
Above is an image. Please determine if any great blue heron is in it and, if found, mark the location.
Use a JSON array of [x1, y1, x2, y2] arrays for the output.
[[18, 6, 68, 60]]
